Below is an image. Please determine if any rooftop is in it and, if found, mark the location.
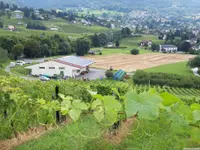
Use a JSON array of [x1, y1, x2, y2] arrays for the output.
[[54, 56, 94, 68], [160, 44, 177, 48]]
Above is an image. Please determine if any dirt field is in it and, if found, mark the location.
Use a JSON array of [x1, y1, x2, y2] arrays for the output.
[[85, 53, 195, 72]]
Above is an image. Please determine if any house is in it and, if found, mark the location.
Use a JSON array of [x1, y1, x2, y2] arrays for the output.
[[12, 10, 24, 19], [140, 40, 152, 47], [159, 45, 178, 53], [106, 42, 115, 48], [8, 25, 16, 31], [50, 27, 59, 31], [25, 56, 94, 78]]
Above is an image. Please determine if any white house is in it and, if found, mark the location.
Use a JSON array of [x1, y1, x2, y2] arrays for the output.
[[26, 56, 94, 78], [12, 10, 24, 19], [159, 44, 178, 53]]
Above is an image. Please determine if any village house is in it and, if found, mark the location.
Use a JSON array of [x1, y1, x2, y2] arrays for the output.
[[8, 25, 16, 31], [140, 40, 152, 47], [159, 44, 178, 53], [26, 56, 94, 78], [12, 10, 24, 19]]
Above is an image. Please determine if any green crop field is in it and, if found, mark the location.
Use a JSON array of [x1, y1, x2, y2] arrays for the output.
[[144, 61, 193, 76]]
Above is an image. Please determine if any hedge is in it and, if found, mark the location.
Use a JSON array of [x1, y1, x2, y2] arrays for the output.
[[133, 70, 200, 88]]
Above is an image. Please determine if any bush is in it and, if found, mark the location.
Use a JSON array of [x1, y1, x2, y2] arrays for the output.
[[105, 70, 114, 78], [130, 49, 139, 55], [133, 70, 200, 88], [187, 55, 200, 68], [198, 68, 200, 75]]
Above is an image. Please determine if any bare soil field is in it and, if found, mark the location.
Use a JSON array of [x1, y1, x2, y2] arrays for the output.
[[85, 53, 195, 72]]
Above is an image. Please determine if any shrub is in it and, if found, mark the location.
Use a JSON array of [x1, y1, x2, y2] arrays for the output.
[[133, 70, 200, 88], [130, 49, 139, 55], [187, 55, 200, 68], [198, 68, 200, 75], [105, 70, 114, 78]]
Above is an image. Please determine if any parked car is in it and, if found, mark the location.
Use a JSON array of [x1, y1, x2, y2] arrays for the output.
[[16, 61, 25, 66], [39, 76, 50, 81]]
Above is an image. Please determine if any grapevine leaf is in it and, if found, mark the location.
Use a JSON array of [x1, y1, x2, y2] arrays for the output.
[[93, 106, 104, 122], [91, 99, 103, 109], [72, 100, 89, 110], [92, 94, 104, 101], [160, 92, 181, 106], [102, 96, 122, 111], [37, 98, 46, 105], [61, 100, 72, 115], [191, 128, 200, 142], [191, 103, 200, 110], [193, 110, 200, 123], [69, 109, 81, 121], [105, 109, 118, 123], [124, 90, 163, 120], [170, 114, 190, 134]]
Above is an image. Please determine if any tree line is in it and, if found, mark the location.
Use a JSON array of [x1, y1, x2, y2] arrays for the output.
[[0, 34, 92, 59], [133, 70, 200, 89], [26, 23, 47, 30]]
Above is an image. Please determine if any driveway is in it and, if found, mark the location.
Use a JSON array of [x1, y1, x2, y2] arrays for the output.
[[77, 68, 105, 80]]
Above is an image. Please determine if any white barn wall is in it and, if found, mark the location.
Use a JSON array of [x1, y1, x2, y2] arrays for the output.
[[26, 61, 86, 77]]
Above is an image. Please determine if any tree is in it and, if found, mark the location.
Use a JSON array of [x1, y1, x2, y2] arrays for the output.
[[180, 41, 191, 53], [122, 27, 131, 37], [187, 56, 200, 68], [11, 44, 24, 60], [75, 38, 91, 56], [151, 43, 159, 52], [91, 34, 100, 47], [116, 41, 120, 48], [59, 41, 71, 55], [130, 49, 139, 55], [24, 40, 40, 58], [99, 33, 108, 46], [0, 21, 3, 28]]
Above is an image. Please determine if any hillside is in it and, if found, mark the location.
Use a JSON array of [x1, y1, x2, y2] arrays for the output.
[[7, 0, 200, 9]]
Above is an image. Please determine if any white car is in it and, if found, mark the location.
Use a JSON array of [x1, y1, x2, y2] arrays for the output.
[[16, 61, 25, 66], [39, 76, 50, 81]]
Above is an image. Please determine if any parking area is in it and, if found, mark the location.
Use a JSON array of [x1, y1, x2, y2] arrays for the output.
[[76, 68, 105, 80]]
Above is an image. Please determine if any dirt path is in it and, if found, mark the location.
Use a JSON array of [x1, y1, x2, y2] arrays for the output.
[[104, 117, 136, 144]]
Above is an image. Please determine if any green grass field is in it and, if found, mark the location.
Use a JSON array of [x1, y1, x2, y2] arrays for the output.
[[144, 61, 193, 76], [0, 17, 108, 37], [91, 35, 162, 55], [10, 65, 31, 76]]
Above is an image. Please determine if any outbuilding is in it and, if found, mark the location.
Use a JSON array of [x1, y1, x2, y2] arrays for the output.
[[25, 56, 94, 78]]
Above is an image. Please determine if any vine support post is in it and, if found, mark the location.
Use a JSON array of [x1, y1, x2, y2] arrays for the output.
[[55, 85, 60, 124]]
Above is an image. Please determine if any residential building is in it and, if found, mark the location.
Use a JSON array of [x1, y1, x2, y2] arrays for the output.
[[140, 40, 152, 47], [26, 56, 94, 78], [12, 10, 24, 19], [159, 45, 178, 53]]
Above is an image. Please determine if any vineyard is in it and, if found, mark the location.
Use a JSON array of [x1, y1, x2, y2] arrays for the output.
[[134, 84, 200, 104], [0, 76, 200, 150]]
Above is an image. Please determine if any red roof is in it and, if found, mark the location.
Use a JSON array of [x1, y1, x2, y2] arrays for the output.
[[53, 59, 83, 68]]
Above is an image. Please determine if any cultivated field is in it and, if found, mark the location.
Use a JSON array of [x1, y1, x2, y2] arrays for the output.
[[85, 53, 195, 72]]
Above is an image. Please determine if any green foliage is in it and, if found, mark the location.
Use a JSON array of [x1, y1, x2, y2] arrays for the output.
[[0, 21, 3, 28], [198, 68, 200, 75], [151, 43, 159, 51], [91, 33, 100, 47], [75, 37, 91, 56], [115, 40, 120, 47], [187, 55, 200, 68], [11, 44, 24, 60], [130, 48, 139, 55], [105, 70, 114, 78], [0, 47, 9, 63], [133, 70, 200, 88]]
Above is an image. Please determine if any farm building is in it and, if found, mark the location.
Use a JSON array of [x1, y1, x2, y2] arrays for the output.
[[26, 56, 94, 77], [159, 44, 178, 53]]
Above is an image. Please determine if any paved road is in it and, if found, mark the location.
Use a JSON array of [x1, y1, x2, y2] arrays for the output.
[[5, 63, 38, 80], [77, 68, 105, 80]]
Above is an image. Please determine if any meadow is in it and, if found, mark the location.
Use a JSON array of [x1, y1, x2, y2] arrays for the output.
[[144, 61, 193, 76]]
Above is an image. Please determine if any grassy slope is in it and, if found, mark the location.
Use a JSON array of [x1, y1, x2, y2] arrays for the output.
[[10, 65, 31, 76], [15, 115, 105, 150], [92, 35, 163, 55], [15, 116, 199, 150], [144, 61, 193, 76], [0, 17, 108, 37]]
